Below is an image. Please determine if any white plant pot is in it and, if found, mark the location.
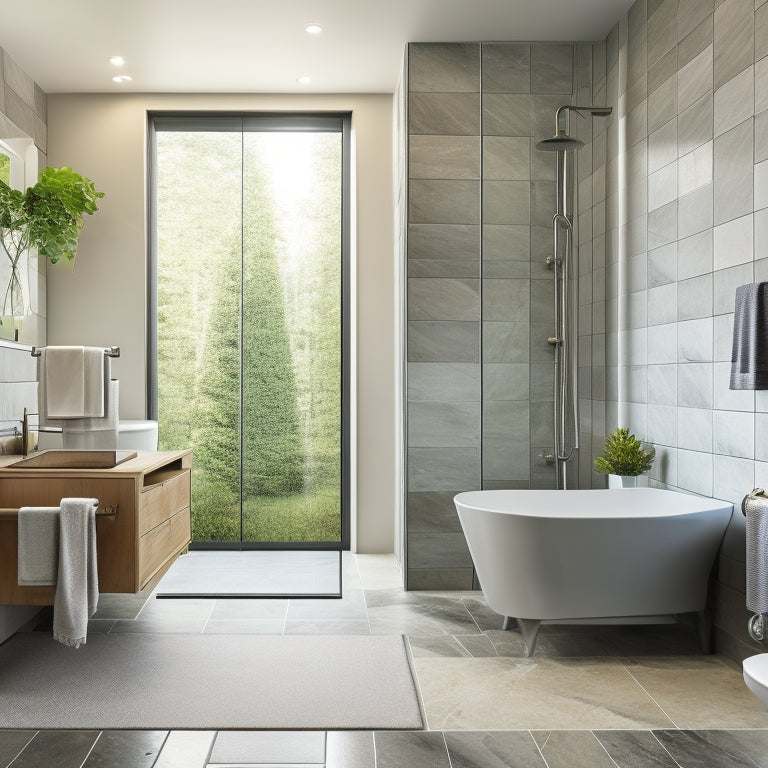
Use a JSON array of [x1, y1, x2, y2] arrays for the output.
[[608, 474, 638, 489]]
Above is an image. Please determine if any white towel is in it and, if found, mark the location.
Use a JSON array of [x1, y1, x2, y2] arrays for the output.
[[42, 346, 105, 420], [17, 507, 59, 586], [61, 379, 120, 450], [39, 351, 112, 429], [52, 497, 99, 649]]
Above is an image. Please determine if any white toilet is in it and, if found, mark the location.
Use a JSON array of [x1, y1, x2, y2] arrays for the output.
[[37, 420, 159, 452], [743, 654, 768, 710]]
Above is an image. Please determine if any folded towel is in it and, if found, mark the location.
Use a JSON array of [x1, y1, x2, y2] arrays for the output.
[[52, 498, 99, 649], [61, 379, 120, 450], [744, 490, 768, 613], [41, 346, 106, 420], [39, 351, 112, 429], [17, 507, 59, 587], [730, 282, 768, 390]]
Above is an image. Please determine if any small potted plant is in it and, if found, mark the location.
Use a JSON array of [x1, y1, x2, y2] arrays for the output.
[[594, 427, 655, 488], [0, 166, 104, 317]]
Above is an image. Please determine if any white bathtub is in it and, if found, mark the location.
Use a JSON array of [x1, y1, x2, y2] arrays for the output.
[[454, 488, 733, 655]]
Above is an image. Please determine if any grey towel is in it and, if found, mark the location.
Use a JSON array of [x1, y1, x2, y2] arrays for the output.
[[17, 507, 59, 586], [744, 490, 768, 613], [52, 498, 99, 648], [730, 282, 768, 389]]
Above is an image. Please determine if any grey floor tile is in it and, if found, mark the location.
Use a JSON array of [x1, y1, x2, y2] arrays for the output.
[[138, 598, 215, 619], [8, 730, 100, 768], [81, 730, 167, 768], [284, 619, 370, 634], [110, 617, 207, 633], [408, 634, 473, 658], [286, 591, 368, 620], [445, 731, 546, 768], [326, 731, 375, 768], [374, 731, 451, 768], [654, 729, 768, 768], [0, 730, 35, 766], [91, 593, 149, 620], [210, 731, 325, 764], [365, 591, 481, 635], [209, 599, 288, 621], [453, 634, 499, 657], [460, 597, 505, 631], [87, 619, 116, 634], [202, 619, 285, 634], [531, 731, 617, 768], [593, 730, 679, 767], [154, 731, 215, 768]]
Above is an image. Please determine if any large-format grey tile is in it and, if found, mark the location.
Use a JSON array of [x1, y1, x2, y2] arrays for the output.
[[406, 491, 463, 533], [649, 74, 677, 134], [713, 0, 754, 90], [445, 731, 546, 768], [374, 731, 451, 768], [82, 731, 167, 768], [482, 278, 530, 321], [483, 224, 530, 260], [713, 118, 753, 225], [483, 136, 530, 180], [407, 446, 480, 491], [482, 180, 530, 225], [481, 43, 530, 93], [482, 322, 530, 362], [326, 731, 375, 768], [530, 44, 573, 94], [408, 224, 479, 261], [409, 135, 480, 180], [593, 730, 678, 767], [677, 230, 712, 280], [678, 0, 713, 41], [679, 93, 713, 158], [208, 598, 288, 620], [407, 362, 480, 402], [532, 730, 618, 768], [406, 567, 474, 591], [483, 362, 529, 401], [0, 730, 35, 767], [9, 731, 100, 768], [407, 321, 479, 362], [407, 277, 479, 321], [409, 180, 480, 225], [210, 731, 325, 764], [678, 44, 713, 113], [202, 618, 285, 634], [409, 43, 480, 93], [679, 15, 714, 70], [409, 93, 480, 136], [654, 729, 768, 767], [404, 532, 474, 571], [648, 0, 677, 67], [714, 65, 753, 138], [678, 183, 712, 239], [677, 361, 714, 408], [482, 93, 531, 136]]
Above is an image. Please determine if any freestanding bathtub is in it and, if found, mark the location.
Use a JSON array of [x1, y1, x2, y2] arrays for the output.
[[454, 488, 733, 656]]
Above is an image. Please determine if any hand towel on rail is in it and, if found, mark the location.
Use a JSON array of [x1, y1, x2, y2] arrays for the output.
[[730, 282, 768, 389], [17, 507, 59, 587], [52, 498, 99, 649], [42, 346, 105, 419]]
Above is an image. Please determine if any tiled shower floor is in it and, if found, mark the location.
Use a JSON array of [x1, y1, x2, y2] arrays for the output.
[[2, 554, 767, 767]]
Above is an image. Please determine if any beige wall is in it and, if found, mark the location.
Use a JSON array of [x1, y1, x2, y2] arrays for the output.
[[46, 93, 396, 554]]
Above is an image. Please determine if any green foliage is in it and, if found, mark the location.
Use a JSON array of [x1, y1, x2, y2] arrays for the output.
[[0, 154, 11, 186], [594, 427, 655, 476], [0, 166, 103, 264]]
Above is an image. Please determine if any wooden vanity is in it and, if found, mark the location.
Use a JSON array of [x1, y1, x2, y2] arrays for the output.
[[0, 450, 192, 604]]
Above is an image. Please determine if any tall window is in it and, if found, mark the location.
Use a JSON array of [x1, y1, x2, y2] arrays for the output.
[[150, 114, 349, 547]]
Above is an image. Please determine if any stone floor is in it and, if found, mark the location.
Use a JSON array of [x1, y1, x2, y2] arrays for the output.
[[2, 553, 768, 767]]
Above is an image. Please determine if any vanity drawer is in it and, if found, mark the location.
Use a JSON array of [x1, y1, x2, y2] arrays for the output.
[[138, 506, 191, 588], [139, 468, 190, 536]]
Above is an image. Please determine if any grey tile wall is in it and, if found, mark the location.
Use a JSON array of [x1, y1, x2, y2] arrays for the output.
[[405, 43, 572, 589], [581, 0, 768, 663]]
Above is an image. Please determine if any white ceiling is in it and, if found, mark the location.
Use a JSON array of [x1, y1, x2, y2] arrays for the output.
[[1, 0, 633, 94]]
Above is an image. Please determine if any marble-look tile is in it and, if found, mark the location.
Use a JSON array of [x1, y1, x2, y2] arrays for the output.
[[406, 491, 463, 533], [407, 446, 480, 491], [482, 93, 531, 137], [407, 278, 480, 321], [483, 136, 530, 180], [677, 407, 713, 452], [655, 729, 768, 767], [678, 317, 713, 362], [714, 262, 753, 315], [484, 223, 530, 261], [757, 109, 768, 164], [407, 362, 480, 402], [409, 43, 480, 93], [532, 731, 617, 768], [648, 119, 677, 174], [679, 93, 713, 157], [409, 136, 480, 180], [210, 731, 325, 764], [714, 65, 753, 138], [375, 731, 451, 768], [482, 322, 530, 362], [649, 74, 677, 134], [648, 243, 677, 288], [678, 183, 713, 239], [530, 44, 573, 94], [678, 141, 712, 197], [713, 409, 754, 458], [9, 731, 100, 768], [679, 16, 714, 70], [482, 278, 530, 321], [408, 634, 473, 658], [407, 321, 479, 363], [453, 633, 500, 657], [677, 361, 714, 408], [409, 93, 480, 136], [677, 44, 713, 114], [677, 230, 712, 280], [409, 180, 480, 225], [368, 592, 480, 635], [713, 118, 753, 226], [649, 283, 678, 327], [648, 0, 677, 67], [593, 730, 679, 767], [677, 448, 715, 496], [678, 0, 713, 41], [677, 273, 713, 320], [621, 655, 768, 728], [482, 180, 530, 225], [482, 43, 531, 94], [0, 730, 35, 767], [713, 0, 754, 90], [445, 731, 546, 768], [483, 362, 529, 401], [648, 364, 678, 406], [326, 731, 375, 768], [414, 657, 674, 730], [82, 730, 167, 768]]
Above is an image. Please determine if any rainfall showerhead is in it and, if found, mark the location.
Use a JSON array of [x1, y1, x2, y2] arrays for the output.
[[536, 133, 584, 151], [535, 104, 612, 152]]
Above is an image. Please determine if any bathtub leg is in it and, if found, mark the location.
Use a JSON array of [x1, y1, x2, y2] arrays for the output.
[[516, 618, 542, 657], [697, 609, 711, 653], [502, 616, 518, 631]]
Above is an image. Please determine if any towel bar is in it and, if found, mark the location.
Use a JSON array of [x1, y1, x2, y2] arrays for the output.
[[31, 345, 120, 358], [0, 505, 117, 520]]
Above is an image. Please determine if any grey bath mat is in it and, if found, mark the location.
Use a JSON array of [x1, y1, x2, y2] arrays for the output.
[[0, 632, 423, 730]]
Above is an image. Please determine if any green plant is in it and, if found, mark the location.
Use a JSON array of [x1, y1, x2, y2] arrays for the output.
[[594, 427, 655, 476], [0, 166, 104, 264]]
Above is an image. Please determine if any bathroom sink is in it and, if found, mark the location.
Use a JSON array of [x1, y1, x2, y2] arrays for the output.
[[9, 449, 138, 469]]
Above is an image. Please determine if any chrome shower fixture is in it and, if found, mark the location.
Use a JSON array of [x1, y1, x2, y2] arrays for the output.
[[535, 104, 613, 151]]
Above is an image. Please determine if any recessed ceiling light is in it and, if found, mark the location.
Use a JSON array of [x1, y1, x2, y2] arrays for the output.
[[109, 56, 126, 67], [305, 23, 322, 34], [112, 75, 132, 83], [297, 75, 312, 85]]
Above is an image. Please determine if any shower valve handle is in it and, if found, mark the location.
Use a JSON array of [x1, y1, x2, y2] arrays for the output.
[[547, 336, 562, 346]]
